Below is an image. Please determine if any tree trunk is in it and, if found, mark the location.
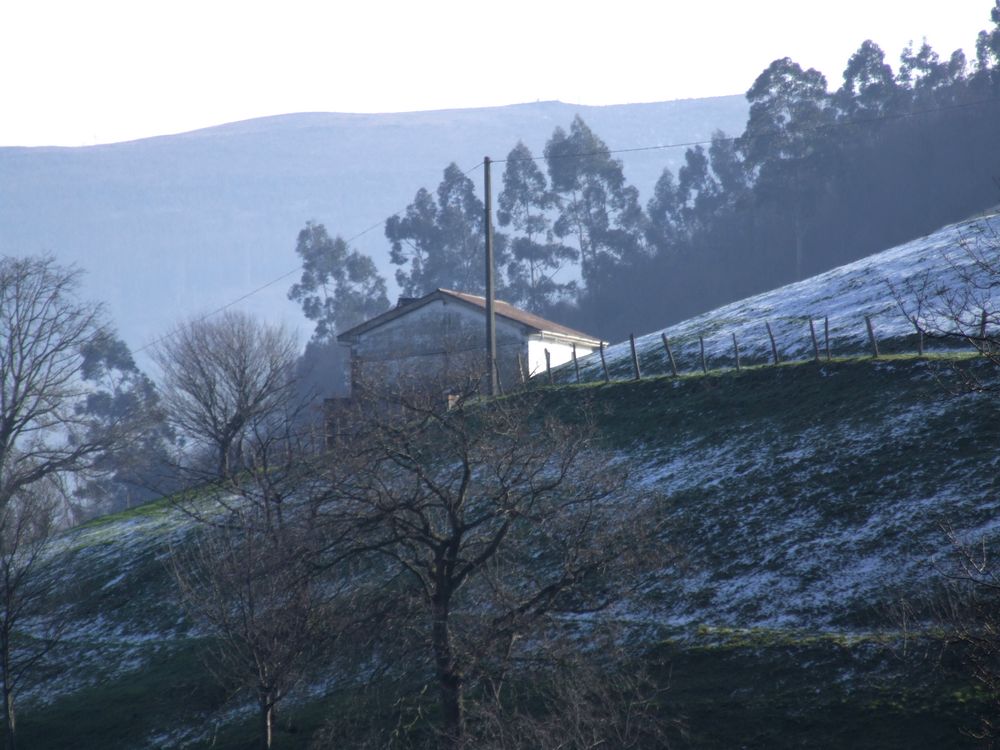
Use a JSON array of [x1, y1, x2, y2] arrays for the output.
[[3, 692, 14, 750], [3, 639, 15, 750], [218, 443, 230, 479], [1, 567, 14, 750], [258, 692, 273, 750], [431, 600, 463, 748]]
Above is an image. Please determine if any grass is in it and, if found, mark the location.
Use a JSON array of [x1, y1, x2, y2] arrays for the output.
[[17, 640, 226, 749], [11, 353, 1000, 747], [651, 628, 985, 749]]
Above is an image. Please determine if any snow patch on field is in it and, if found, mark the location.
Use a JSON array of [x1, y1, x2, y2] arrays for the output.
[[557, 212, 1000, 382]]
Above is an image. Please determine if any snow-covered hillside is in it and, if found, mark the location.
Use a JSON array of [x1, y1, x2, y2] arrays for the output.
[[556, 210, 1000, 383], [588, 360, 1000, 630]]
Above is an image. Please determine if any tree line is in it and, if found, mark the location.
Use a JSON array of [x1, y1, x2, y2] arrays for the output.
[[292, 5, 1000, 346]]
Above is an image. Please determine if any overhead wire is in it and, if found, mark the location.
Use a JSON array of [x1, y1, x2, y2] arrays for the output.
[[494, 95, 1000, 164]]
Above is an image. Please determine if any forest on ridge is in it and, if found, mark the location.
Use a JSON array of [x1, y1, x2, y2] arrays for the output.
[[293, 7, 1000, 346]]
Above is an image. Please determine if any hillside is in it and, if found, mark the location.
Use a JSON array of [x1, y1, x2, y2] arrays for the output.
[[553, 209, 1000, 384], [20, 357, 994, 748], [0, 97, 747, 356], [14, 216, 1000, 747]]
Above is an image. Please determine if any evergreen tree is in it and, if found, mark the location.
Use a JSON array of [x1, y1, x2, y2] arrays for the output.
[[739, 57, 835, 280], [544, 116, 646, 297], [497, 142, 577, 312], [897, 41, 968, 104], [835, 40, 901, 117], [288, 222, 389, 342], [386, 163, 503, 298], [975, 1, 1000, 76], [74, 333, 177, 515], [645, 167, 682, 254]]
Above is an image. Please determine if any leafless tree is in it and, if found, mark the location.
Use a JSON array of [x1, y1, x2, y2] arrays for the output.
[[0, 488, 63, 750], [892, 214, 1000, 741], [171, 473, 339, 750], [152, 310, 299, 478], [322, 377, 668, 749], [893, 214, 1000, 389], [0, 256, 150, 749], [468, 648, 682, 750], [921, 527, 1000, 744], [170, 394, 365, 750]]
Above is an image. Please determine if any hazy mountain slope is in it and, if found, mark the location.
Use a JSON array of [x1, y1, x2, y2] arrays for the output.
[[0, 98, 747, 355]]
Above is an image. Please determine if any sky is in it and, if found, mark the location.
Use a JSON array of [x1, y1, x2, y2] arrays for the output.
[[1, 0, 996, 147]]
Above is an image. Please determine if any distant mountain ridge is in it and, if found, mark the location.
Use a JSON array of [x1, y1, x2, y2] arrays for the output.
[[0, 97, 748, 359]]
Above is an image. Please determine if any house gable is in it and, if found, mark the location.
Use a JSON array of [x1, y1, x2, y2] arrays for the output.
[[337, 288, 605, 392]]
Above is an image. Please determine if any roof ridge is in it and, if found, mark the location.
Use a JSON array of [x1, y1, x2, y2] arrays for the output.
[[338, 287, 603, 345]]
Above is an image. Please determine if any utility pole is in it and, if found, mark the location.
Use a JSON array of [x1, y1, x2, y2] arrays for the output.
[[484, 156, 498, 396]]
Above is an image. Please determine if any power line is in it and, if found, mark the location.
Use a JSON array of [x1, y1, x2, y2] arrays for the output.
[[135, 202, 417, 355], [492, 95, 1000, 164]]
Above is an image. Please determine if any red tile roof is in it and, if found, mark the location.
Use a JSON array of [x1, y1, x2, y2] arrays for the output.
[[337, 288, 604, 345]]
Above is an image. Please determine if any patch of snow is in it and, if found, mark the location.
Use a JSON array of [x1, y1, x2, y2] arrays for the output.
[[555, 213, 1000, 382]]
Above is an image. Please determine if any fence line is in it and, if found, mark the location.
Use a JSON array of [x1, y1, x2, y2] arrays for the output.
[[526, 312, 993, 388]]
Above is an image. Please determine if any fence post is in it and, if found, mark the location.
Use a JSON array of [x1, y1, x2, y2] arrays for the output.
[[865, 315, 879, 359], [809, 318, 820, 362], [980, 309, 989, 354], [599, 342, 610, 383], [572, 343, 580, 383], [629, 334, 641, 380], [732, 332, 741, 372], [661, 333, 678, 377], [765, 322, 780, 365], [824, 316, 831, 361], [911, 317, 924, 356], [545, 348, 553, 384], [699, 336, 708, 374]]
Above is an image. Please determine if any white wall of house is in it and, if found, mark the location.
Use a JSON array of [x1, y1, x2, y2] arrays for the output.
[[526, 337, 597, 378]]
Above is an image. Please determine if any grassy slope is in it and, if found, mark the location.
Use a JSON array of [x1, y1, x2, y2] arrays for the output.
[[19, 355, 1000, 748], [545, 355, 1000, 629]]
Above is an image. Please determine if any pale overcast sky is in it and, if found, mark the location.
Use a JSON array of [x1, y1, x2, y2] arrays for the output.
[[1, 0, 996, 147]]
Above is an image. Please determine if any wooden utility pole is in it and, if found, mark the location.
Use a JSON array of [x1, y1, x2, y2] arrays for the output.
[[484, 157, 498, 396]]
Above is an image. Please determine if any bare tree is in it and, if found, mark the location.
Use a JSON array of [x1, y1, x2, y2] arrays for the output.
[[469, 649, 681, 750], [893, 214, 1000, 741], [172, 505, 328, 750], [323, 378, 667, 748], [0, 488, 63, 750], [0, 256, 149, 749], [922, 527, 1000, 744], [893, 215, 1000, 388], [171, 397, 362, 750], [152, 310, 299, 478]]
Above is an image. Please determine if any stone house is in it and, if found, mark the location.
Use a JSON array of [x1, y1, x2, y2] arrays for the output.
[[336, 288, 604, 396]]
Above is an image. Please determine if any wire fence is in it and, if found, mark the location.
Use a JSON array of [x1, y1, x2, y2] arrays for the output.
[[534, 312, 988, 388]]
